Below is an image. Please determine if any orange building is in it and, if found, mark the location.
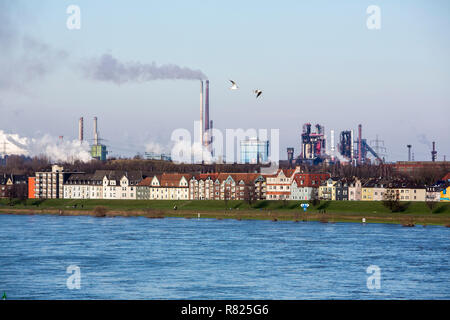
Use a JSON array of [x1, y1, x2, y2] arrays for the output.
[[28, 177, 36, 199]]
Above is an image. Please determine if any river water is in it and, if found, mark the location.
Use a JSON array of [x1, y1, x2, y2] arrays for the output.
[[0, 214, 448, 299]]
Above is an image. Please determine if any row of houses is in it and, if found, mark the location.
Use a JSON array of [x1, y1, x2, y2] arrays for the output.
[[12, 165, 450, 202]]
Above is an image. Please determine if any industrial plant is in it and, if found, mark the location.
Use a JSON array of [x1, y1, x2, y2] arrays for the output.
[[288, 123, 386, 167], [78, 116, 108, 161]]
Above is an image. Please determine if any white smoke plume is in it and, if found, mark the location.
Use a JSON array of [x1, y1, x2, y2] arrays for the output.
[[0, 130, 92, 163], [417, 133, 432, 149], [81, 53, 207, 84], [145, 142, 165, 154], [0, 1, 69, 91], [171, 140, 213, 164]]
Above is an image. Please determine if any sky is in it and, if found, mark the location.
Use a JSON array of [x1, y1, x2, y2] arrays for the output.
[[0, 0, 449, 162]]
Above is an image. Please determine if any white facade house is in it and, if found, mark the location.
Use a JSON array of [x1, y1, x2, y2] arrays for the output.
[[348, 178, 362, 201], [63, 170, 142, 200], [138, 174, 191, 200], [265, 167, 301, 200]]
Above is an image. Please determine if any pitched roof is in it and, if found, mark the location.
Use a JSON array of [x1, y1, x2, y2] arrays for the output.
[[159, 173, 191, 187], [137, 177, 153, 187]]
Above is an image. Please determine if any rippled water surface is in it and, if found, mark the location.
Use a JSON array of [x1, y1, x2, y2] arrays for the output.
[[0, 214, 449, 299]]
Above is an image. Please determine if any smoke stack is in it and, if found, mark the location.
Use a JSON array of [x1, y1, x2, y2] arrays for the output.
[[94, 117, 98, 145], [350, 129, 354, 162], [407, 145, 412, 161], [200, 81, 204, 146], [432, 141, 437, 162], [204, 80, 210, 138], [358, 124, 362, 164], [79, 117, 84, 142]]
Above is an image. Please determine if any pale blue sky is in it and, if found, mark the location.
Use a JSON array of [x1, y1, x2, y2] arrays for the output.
[[1, 0, 449, 161]]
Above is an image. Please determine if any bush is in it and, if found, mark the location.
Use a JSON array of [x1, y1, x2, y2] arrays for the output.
[[94, 206, 107, 217]]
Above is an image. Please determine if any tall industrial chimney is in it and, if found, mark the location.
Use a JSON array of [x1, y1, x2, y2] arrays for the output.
[[350, 129, 354, 162], [431, 141, 437, 162], [407, 145, 412, 161], [94, 117, 98, 145], [204, 80, 210, 147], [79, 117, 84, 142], [200, 81, 204, 146], [358, 124, 362, 164]]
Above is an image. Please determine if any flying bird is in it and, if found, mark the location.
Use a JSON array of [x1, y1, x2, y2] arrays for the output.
[[229, 80, 239, 90], [254, 90, 262, 99]]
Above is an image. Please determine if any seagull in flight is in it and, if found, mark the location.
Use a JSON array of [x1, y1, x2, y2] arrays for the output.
[[229, 80, 239, 90], [254, 90, 262, 99]]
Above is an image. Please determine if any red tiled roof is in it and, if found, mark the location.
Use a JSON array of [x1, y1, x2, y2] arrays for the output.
[[137, 177, 153, 186], [160, 173, 192, 187]]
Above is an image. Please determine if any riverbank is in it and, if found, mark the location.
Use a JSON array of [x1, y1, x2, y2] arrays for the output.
[[1, 199, 449, 226]]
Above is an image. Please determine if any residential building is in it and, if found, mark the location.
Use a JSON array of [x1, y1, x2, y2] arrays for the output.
[[63, 171, 105, 199], [96, 170, 143, 200], [137, 174, 191, 200], [348, 178, 362, 201], [189, 173, 266, 201], [0, 174, 27, 198], [426, 185, 442, 202], [28, 177, 36, 199], [34, 165, 74, 199], [265, 167, 301, 200], [318, 177, 339, 200], [383, 182, 426, 202], [289, 173, 330, 200], [440, 185, 450, 202], [334, 179, 349, 201]]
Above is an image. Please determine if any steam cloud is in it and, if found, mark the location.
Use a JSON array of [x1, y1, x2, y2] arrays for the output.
[[0, 2, 206, 90], [145, 142, 165, 154], [417, 134, 432, 149], [81, 54, 207, 84], [0, 130, 92, 163], [0, 1, 69, 91]]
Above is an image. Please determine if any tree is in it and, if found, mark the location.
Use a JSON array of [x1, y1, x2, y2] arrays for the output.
[[425, 200, 438, 213], [309, 189, 320, 207], [382, 188, 401, 212]]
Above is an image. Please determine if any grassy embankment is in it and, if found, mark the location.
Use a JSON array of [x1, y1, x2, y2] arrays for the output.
[[0, 198, 449, 226]]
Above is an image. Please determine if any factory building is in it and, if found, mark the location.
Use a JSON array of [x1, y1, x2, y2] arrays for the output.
[[240, 138, 269, 164], [144, 152, 172, 161], [300, 123, 326, 161], [90, 117, 108, 161]]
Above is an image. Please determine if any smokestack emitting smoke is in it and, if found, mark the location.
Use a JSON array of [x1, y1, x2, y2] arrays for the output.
[[200, 81, 204, 145], [82, 54, 207, 84], [79, 117, 84, 142], [204, 80, 210, 145], [94, 116, 98, 145]]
